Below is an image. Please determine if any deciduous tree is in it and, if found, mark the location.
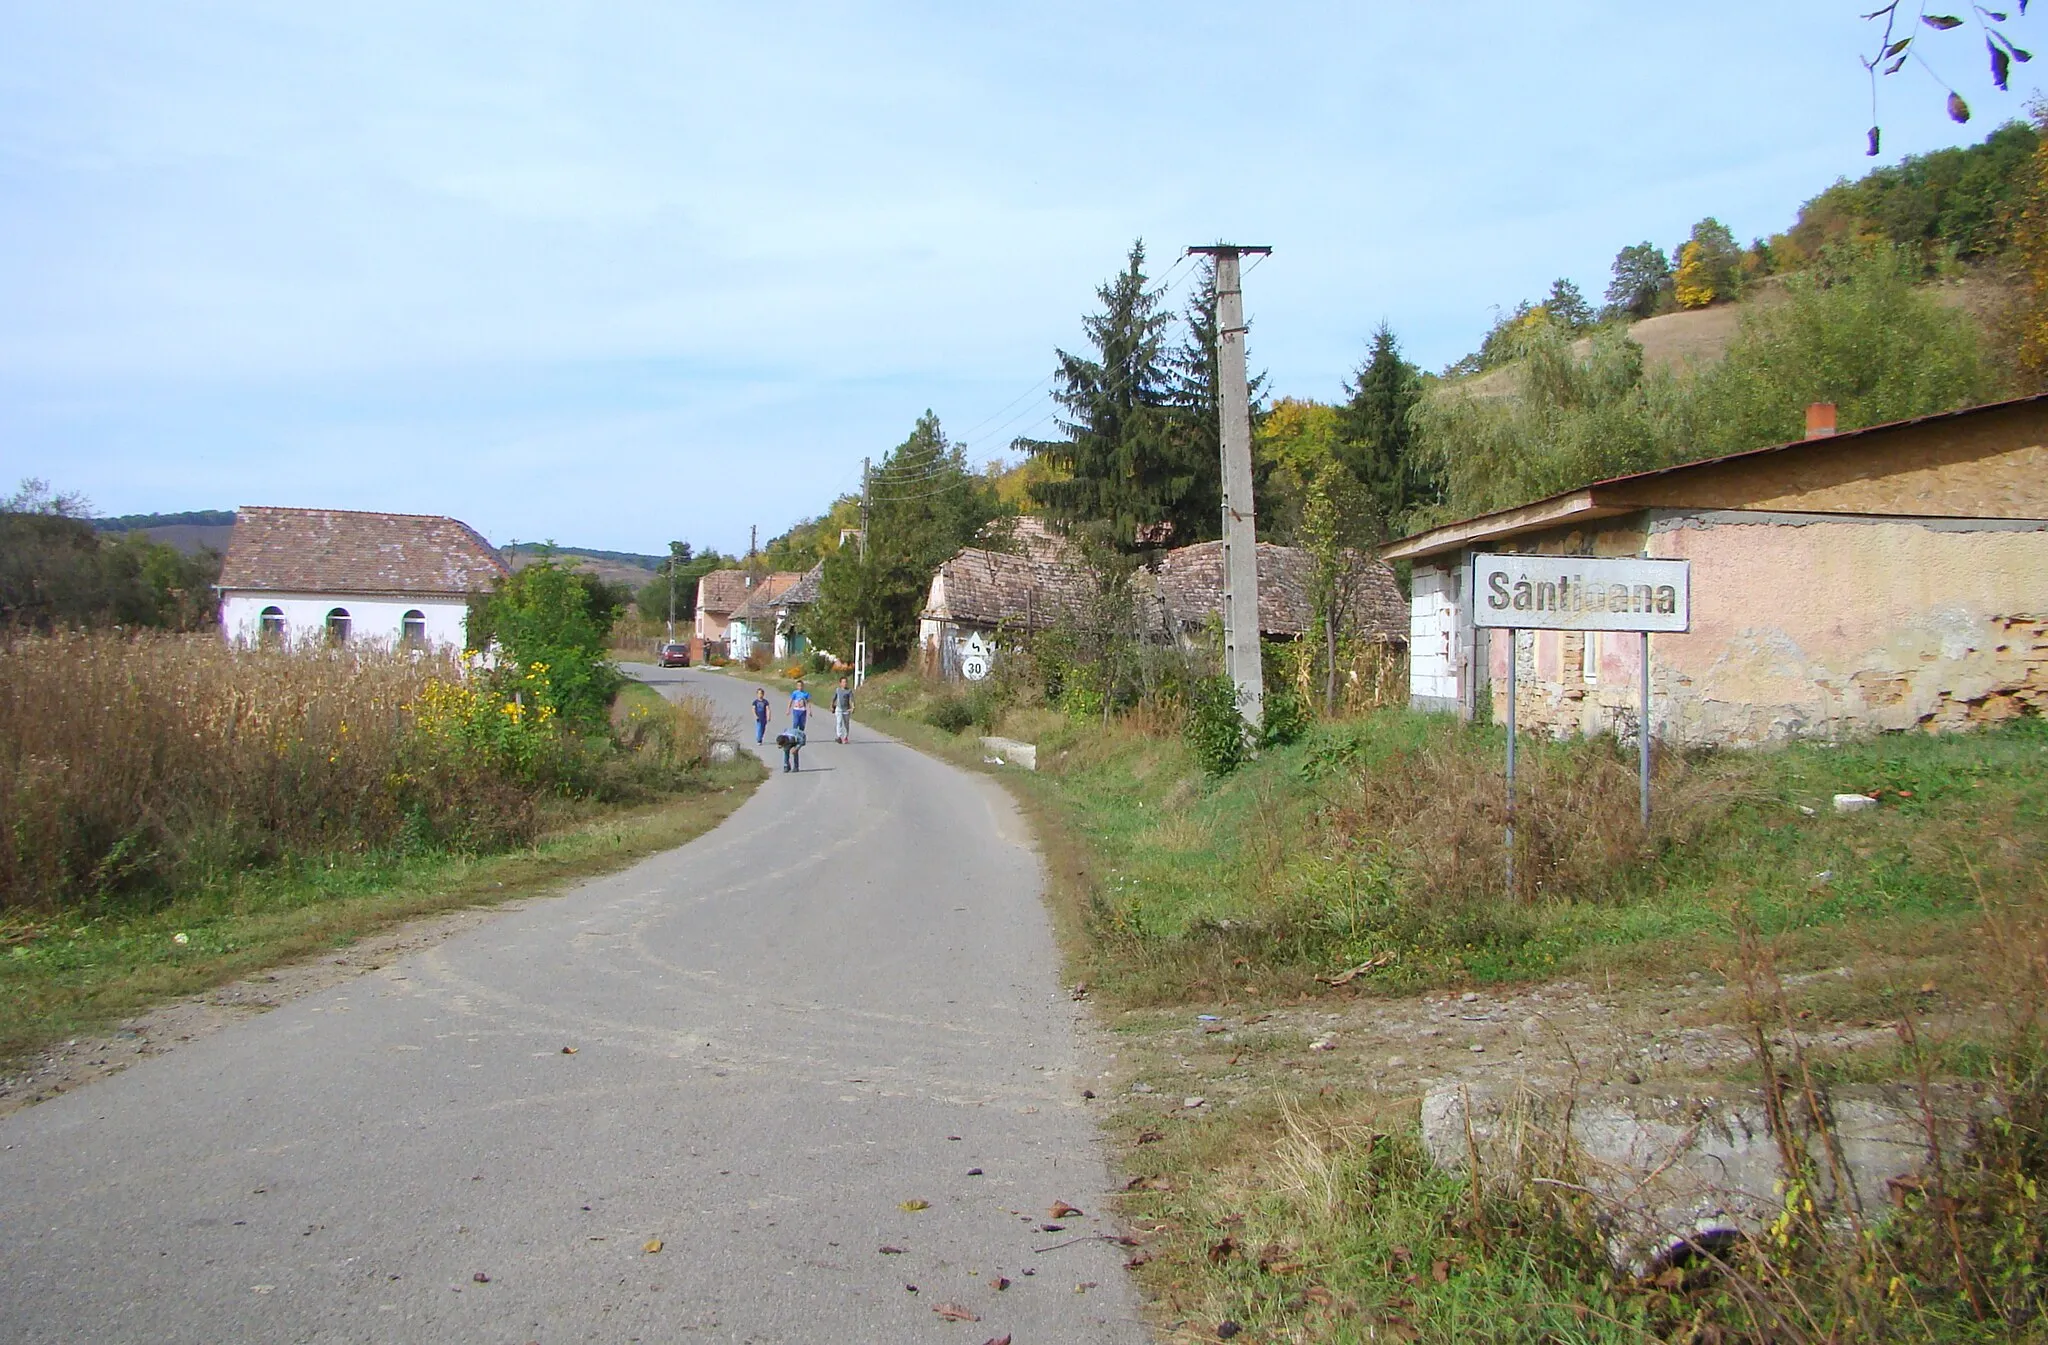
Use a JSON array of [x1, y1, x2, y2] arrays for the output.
[[1604, 243, 1671, 320]]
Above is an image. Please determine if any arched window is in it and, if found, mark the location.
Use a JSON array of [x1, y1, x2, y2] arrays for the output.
[[258, 606, 286, 646], [401, 610, 428, 648], [325, 607, 351, 645]]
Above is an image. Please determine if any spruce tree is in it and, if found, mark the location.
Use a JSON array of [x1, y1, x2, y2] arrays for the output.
[[1020, 241, 1186, 550], [1162, 258, 1269, 545], [1335, 323, 1432, 525]]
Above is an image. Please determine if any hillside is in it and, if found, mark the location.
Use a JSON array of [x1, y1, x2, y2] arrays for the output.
[[1456, 271, 2013, 400]]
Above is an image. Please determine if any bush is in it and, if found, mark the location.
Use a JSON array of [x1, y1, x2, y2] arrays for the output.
[[1185, 675, 1250, 775], [1260, 683, 1310, 750], [924, 694, 975, 734]]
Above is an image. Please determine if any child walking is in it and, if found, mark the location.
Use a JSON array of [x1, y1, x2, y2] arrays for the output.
[[751, 687, 770, 744], [832, 676, 853, 744]]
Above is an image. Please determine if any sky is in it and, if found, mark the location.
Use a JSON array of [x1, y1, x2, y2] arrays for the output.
[[0, 2, 2035, 556]]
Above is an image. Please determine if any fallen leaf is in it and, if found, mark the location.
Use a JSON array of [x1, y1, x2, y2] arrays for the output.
[[991, 1275, 1010, 1291], [643, 1239, 663, 1254], [1075, 1281, 1096, 1292], [1218, 1321, 1243, 1339], [1432, 1259, 1450, 1283], [1040, 1223, 1065, 1233], [1135, 1130, 1164, 1145], [560, 1046, 577, 1055], [878, 1245, 907, 1255], [473, 1272, 491, 1284], [1049, 1201, 1083, 1219], [933, 1302, 979, 1322], [900, 1199, 930, 1212], [967, 1167, 983, 1176], [1125, 1251, 1152, 1269], [1304, 1285, 1334, 1306], [982, 1337, 1013, 1345], [1208, 1236, 1238, 1266]]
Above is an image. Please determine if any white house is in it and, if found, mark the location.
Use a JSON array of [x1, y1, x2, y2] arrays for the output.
[[218, 506, 510, 650]]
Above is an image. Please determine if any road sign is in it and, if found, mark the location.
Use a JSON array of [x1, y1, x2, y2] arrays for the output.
[[958, 631, 993, 682], [1473, 553, 1690, 632]]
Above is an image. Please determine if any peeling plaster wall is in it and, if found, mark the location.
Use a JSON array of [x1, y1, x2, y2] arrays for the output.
[[1485, 513, 2048, 747]]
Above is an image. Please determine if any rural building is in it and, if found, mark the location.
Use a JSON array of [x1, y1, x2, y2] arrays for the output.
[[1384, 396, 2048, 746], [918, 517, 1407, 679], [731, 563, 823, 662], [725, 570, 807, 662], [918, 518, 1095, 677], [218, 506, 509, 650], [692, 569, 753, 658], [1147, 539, 1406, 648]]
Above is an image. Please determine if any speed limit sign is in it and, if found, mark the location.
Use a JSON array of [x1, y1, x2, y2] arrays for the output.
[[959, 631, 993, 681]]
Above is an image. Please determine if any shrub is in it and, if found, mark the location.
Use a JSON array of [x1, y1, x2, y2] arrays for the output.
[[1185, 675, 1250, 775], [924, 694, 974, 733]]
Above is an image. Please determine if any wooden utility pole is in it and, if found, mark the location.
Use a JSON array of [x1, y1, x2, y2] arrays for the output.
[[1187, 244, 1271, 730]]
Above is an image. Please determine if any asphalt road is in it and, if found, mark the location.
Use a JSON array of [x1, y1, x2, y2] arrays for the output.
[[0, 666, 1147, 1343]]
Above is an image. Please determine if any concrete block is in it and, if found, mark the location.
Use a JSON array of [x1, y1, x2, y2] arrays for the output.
[[1833, 793, 1878, 813], [978, 736, 1037, 770]]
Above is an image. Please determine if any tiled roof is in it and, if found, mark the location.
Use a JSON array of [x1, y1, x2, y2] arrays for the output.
[[923, 547, 1096, 631], [218, 506, 508, 596], [729, 571, 805, 623], [779, 561, 824, 607], [695, 569, 754, 615], [1153, 541, 1407, 640]]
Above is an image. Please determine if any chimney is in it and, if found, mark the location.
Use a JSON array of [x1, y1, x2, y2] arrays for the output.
[[1804, 402, 1837, 439]]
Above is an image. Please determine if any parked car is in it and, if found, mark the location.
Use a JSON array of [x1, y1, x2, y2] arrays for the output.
[[657, 642, 691, 668]]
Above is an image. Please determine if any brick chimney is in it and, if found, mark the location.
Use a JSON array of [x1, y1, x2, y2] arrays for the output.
[[1805, 402, 1837, 438]]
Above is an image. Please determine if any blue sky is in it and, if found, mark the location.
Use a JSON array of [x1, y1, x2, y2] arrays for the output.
[[0, 2, 2034, 555]]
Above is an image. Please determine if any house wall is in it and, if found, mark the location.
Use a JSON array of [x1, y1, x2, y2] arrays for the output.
[[1409, 566, 1460, 711], [1613, 406, 2048, 519], [1478, 511, 2048, 746], [221, 592, 472, 649], [695, 609, 732, 644]]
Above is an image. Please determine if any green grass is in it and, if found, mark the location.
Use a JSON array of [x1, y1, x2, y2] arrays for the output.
[[0, 757, 764, 1060]]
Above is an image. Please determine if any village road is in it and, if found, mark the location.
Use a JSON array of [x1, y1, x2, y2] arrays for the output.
[[0, 666, 1147, 1343]]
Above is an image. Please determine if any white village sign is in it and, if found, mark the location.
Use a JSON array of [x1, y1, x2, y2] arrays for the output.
[[1469, 553, 1693, 885], [1472, 554, 1690, 632]]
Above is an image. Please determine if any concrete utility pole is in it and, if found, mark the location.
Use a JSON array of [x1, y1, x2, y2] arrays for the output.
[[1187, 244, 1271, 731], [855, 457, 870, 686]]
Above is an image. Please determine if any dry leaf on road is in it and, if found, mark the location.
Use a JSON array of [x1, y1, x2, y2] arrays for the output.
[[643, 1239, 663, 1254], [1049, 1200, 1082, 1218], [899, 1198, 930, 1212], [933, 1301, 979, 1321]]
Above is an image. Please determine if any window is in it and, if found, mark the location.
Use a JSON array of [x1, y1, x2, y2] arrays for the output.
[[325, 607, 351, 645], [401, 609, 427, 649], [258, 606, 286, 646]]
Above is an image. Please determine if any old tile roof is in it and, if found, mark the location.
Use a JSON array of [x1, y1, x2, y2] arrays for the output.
[[779, 562, 824, 607], [218, 506, 509, 596], [729, 571, 805, 623], [695, 569, 755, 615], [1153, 541, 1407, 641], [923, 547, 1096, 631]]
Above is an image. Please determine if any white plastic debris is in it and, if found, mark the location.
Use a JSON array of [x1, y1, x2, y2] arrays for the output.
[[1833, 793, 1879, 814]]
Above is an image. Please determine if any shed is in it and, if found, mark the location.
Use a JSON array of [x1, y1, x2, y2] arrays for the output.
[[218, 506, 508, 650], [1383, 396, 2048, 745]]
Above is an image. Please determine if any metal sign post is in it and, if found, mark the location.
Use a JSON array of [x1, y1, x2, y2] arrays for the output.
[[1472, 553, 1692, 888], [1504, 628, 1517, 894]]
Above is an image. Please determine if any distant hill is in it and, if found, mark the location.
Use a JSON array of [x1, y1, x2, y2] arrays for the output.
[[97, 509, 237, 531], [502, 543, 663, 589]]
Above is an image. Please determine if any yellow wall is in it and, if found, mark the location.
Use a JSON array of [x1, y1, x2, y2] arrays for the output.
[[1489, 515, 2048, 746]]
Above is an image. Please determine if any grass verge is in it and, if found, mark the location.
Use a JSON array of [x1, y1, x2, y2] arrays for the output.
[[859, 669, 2048, 1341], [0, 757, 764, 1062]]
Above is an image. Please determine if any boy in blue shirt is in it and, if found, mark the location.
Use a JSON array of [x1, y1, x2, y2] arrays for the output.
[[751, 687, 770, 743], [789, 679, 811, 733]]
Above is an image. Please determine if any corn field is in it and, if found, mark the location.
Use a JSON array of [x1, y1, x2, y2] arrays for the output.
[[0, 631, 541, 911]]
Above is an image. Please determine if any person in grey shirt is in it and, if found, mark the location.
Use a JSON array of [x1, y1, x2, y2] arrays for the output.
[[832, 677, 854, 744]]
